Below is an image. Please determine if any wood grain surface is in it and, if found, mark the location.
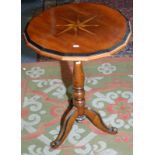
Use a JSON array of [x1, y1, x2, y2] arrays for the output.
[[24, 2, 131, 61]]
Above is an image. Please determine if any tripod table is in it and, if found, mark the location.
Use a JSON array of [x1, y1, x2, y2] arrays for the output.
[[23, 2, 131, 149]]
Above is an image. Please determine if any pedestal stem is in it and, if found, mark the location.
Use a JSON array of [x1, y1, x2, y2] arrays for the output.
[[50, 61, 118, 149], [73, 61, 85, 116]]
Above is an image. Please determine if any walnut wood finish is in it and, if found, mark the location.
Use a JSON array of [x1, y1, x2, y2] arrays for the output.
[[23, 2, 131, 61], [73, 62, 85, 117], [23, 2, 131, 149], [84, 107, 117, 134], [51, 107, 78, 149], [50, 62, 118, 149]]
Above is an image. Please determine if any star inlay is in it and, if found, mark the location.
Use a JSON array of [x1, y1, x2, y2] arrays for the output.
[[56, 16, 99, 36]]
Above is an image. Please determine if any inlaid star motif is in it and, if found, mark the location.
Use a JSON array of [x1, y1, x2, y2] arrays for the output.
[[56, 16, 99, 36]]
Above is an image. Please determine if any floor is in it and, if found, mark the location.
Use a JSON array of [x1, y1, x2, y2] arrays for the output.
[[21, 57, 133, 155]]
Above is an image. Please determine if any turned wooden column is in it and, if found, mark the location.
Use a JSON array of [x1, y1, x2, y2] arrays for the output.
[[73, 61, 85, 120]]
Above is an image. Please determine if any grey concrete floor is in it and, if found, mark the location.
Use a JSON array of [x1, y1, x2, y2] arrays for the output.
[[21, 0, 41, 63]]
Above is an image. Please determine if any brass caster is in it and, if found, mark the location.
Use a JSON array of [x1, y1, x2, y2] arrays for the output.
[[50, 141, 60, 149], [108, 126, 118, 134]]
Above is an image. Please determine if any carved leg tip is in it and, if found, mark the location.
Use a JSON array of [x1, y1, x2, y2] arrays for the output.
[[108, 127, 118, 134], [50, 141, 60, 149]]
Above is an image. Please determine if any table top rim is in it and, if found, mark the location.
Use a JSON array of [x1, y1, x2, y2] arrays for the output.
[[24, 21, 131, 56], [23, 2, 132, 61]]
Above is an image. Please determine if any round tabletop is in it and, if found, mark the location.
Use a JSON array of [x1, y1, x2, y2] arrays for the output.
[[24, 2, 131, 61]]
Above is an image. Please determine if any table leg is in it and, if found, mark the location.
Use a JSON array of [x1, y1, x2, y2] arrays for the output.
[[50, 107, 78, 149], [85, 107, 118, 134], [51, 61, 117, 149]]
